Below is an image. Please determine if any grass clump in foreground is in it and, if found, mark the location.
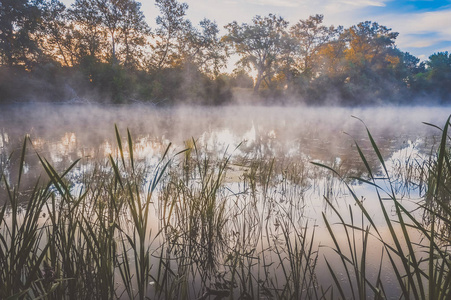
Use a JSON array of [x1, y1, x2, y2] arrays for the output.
[[1, 118, 451, 299], [0, 126, 174, 300], [314, 116, 451, 299]]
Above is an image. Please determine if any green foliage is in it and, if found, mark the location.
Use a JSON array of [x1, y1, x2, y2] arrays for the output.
[[0, 0, 43, 68], [288, 14, 337, 79], [425, 52, 451, 102], [224, 14, 289, 92], [151, 0, 190, 70], [144, 65, 233, 105], [0, 1, 450, 104]]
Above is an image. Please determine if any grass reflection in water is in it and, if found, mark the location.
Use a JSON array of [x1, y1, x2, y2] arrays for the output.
[[1, 117, 451, 299]]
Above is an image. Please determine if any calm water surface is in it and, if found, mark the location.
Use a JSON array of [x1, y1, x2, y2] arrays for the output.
[[1, 103, 450, 298], [0, 103, 446, 179]]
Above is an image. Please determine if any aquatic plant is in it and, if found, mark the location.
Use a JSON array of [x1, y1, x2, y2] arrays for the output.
[[314, 116, 451, 299]]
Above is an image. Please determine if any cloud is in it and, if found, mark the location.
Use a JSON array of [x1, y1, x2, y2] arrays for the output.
[[340, 0, 387, 7], [378, 10, 451, 47], [417, 54, 427, 61], [389, 10, 451, 35], [247, 0, 301, 7], [247, 0, 388, 9], [397, 36, 437, 48]]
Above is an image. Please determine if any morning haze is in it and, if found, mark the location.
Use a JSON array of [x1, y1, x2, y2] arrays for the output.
[[1, 1, 451, 299]]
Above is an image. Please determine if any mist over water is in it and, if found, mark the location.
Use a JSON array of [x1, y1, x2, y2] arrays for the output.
[[1, 103, 448, 151], [1, 103, 448, 208], [0, 103, 447, 191]]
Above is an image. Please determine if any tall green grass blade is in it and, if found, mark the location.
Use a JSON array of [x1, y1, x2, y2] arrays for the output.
[[61, 158, 81, 178], [36, 154, 69, 199], [435, 115, 451, 198], [17, 136, 27, 188], [115, 124, 126, 169], [422, 122, 442, 131], [127, 128, 134, 173], [429, 212, 435, 300], [109, 154, 123, 189], [322, 211, 356, 298], [324, 257, 346, 299]]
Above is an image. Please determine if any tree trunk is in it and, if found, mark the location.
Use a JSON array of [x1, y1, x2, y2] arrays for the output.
[[254, 69, 263, 93], [111, 33, 117, 65]]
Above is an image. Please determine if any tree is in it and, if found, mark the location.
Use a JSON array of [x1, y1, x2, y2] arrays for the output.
[[289, 14, 336, 78], [402, 51, 424, 74], [96, 0, 121, 63], [68, 0, 104, 60], [276, 14, 340, 95], [387, 50, 424, 92], [343, 21, 399, 71], [224, 14, 288, 92], [151, 0, 190, 70], [96, 0, 150, 68], [39, 0, 75, 66], [426, 51, 451, 101], [179, 18, 227, 77], [315, 27, 346, 76], [427, 51, 451, 73], [0, 0, 43, 68], [116, 0, 150, 68], [336, 21, 401, 104], [53, 0, 149, 68]]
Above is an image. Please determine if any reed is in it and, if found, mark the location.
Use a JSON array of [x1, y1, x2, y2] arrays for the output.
[[314, 116, 451, 299], [0, 137, 53, 299]]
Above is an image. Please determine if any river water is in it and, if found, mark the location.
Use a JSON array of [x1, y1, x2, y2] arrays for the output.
[[1, 103, 450, 298], [0, 104, 447, 182]]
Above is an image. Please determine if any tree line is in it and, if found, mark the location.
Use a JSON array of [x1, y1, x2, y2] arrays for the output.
[[0, 0, 450, 105]]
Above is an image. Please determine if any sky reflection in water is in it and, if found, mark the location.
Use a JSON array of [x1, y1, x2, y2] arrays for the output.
[[0, 104, 449, 297]]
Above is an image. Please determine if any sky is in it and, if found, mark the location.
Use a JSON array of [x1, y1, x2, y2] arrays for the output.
[[60, 0, 451, 61]]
